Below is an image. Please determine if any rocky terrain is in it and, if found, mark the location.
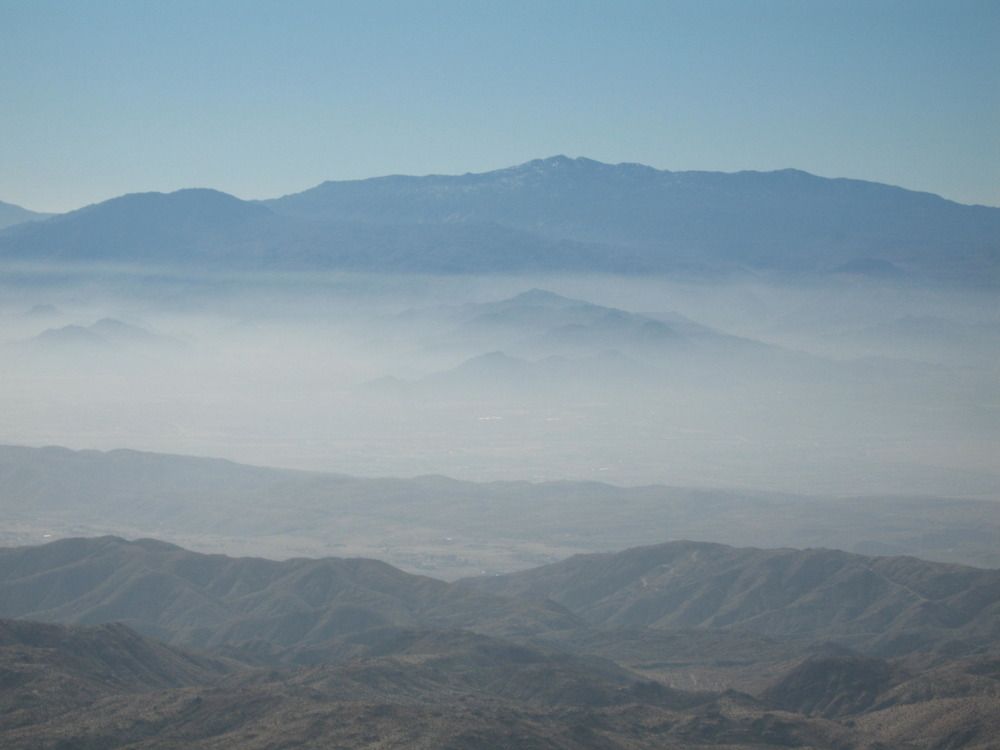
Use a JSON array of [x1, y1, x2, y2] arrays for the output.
[[1, 535, 998, 748]]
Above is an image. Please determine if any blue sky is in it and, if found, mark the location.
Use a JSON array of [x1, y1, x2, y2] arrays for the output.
[[1, 0, 997, 212]]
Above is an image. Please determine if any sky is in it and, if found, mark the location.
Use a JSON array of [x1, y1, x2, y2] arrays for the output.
[[1, 0, 997, 213]]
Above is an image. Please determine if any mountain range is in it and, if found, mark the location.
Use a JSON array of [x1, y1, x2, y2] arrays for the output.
[[3, 444, 999, 576], [13, 318, 177, 352], [2, 156, 998, 282], [4, 535, 997, 660], [378, 288, 827, 391], [0, 535, 575, 649], [461, 540, 1000, 657], [0, 614, 848, 749], [1, 535, 998, 748]]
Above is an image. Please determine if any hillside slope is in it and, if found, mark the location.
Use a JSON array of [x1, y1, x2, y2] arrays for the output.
[[0, 618, 230, 731], [0, 536, 577, 648], [461, 540, 1000, 655], [0, 615, 866, 750]]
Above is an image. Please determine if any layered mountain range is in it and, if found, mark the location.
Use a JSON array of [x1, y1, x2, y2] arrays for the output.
[[3, 444, 999, 575], [2, 156, 998, 282], [1, 534, 998, 748], [461, 540, 1000, 657], [2, 156, 998, 747], [3, 536, 998, 659]]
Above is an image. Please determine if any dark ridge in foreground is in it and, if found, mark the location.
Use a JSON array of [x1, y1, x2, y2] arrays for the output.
[[460, 539, 1000, 656], [0, 535, 578, 648], [1, 535, 999, 748], [0, 618, 231, 732], [0, 616, 842, 750]]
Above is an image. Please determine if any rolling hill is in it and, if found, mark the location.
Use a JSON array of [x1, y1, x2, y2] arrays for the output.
[[4, 535, 999, 660], [0, 615, 865, 750], [0, 536, 577, 648], [460, 540, 1000, 656], [1, 535, 999, 748], [0, 618, 231, 728]]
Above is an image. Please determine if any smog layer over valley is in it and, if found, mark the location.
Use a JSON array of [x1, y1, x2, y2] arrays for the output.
[[1, 2, 997, 748]]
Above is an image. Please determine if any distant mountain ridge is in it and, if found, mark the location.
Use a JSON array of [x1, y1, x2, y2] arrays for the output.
[[0, 188, 289, 266], [264, 156, 1000, 282], [1, 157, 997, 282], [3, 443, 999, 575], [393, 288, 786, 380], [0, 199, 51, 230], [15, 317, 179, 353]]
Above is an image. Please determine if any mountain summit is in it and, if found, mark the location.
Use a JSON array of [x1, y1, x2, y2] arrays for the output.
[[1, 158, 997, 281]]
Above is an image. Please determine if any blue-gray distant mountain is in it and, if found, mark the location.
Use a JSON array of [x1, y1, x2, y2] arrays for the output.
[[390, 289, 828, 388], [2, 157, 998, 281], [0, 199, 51, 230], [0, 187, 614, 272], [0, 189, 292, 266], [4, 444, 999, 571], [12, 319, 180, 357], [266, 156, 1000, 281]]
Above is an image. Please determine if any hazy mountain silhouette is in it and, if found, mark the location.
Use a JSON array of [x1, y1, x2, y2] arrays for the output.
[[9, 319, 182, 367], [0, 200, 51, 230], [1, 158, 998, 280], [416, 289, 697, 351], [392, 289, 829, 387], [3, 444, 999, 574], [0, 189, 291, 266], [266, 156, 1000, 281], [0, 188, 618, 272], [25, 323, 108, 348], [20, 318, 175, 350]]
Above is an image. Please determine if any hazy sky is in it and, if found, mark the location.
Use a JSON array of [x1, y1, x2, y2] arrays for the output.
[[1, 0, 997, 212]]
